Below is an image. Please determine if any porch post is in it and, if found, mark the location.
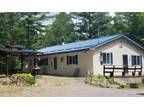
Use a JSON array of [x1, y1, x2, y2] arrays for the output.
[[29, 54, 32, 73], [20, 55, 24, 73], [34, 55, 36, 68], [6, 55, 9, 77]]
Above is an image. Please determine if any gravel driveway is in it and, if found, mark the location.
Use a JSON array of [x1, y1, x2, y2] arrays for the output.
[[0, 75, 144, 97]]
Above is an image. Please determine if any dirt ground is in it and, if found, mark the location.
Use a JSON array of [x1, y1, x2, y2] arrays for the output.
[[0, 75, 144, 97]]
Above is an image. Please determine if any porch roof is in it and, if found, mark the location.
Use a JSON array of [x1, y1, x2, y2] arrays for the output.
[[0, 48, 41, 56]]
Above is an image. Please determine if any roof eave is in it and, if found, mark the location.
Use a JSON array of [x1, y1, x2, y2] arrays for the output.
[[89, 34, 122, 50], [89, 34, 144, 51], [121, 35, 144, 50], [37, 48, 90, 56]]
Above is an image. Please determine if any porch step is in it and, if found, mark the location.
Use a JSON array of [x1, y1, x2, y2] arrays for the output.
[[114, 77, 144, 84]]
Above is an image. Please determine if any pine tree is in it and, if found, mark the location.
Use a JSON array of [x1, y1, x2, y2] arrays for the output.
[[71, 12, 112, 40], [44, 12, 74, 46]]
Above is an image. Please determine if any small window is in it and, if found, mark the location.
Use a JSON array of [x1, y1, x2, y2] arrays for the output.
[[38, 58, 48, 66], [100, 52, 113, 65], [132, 55, 142, 66], [67, 55, 78, 65]]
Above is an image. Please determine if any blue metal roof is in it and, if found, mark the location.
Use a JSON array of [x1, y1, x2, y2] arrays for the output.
[[37, 34, 144, 55], [38, 34, 122, 55]]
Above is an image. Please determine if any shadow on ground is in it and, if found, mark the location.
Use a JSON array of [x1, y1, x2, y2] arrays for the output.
[[136, 93, 144, 96]]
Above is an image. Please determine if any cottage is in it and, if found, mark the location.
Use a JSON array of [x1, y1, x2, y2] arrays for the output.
[[37, 34, 144, 77]]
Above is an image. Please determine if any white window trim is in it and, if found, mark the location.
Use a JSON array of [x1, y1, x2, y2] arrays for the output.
[[132, 55, 142, 66], [101, 52, 113, 65]]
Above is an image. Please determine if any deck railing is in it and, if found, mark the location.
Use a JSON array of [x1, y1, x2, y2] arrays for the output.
[[103, 65, 143, 77]]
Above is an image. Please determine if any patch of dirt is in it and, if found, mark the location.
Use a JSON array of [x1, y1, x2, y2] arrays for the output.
[[0, 75, 143, 97]]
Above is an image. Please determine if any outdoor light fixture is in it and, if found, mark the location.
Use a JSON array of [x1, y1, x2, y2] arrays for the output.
[[60, 57, 64, 62]]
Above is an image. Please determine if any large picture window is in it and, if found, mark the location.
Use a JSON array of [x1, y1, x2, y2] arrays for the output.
[[132, 55, 142, 66], [67, 55, 78, 65], [100, 52, 113, 65]]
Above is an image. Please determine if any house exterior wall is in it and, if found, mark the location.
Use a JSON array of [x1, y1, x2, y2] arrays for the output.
[[38, 37, 144, 77], [93, 38, 144, 75], [39, 51, 93, 76]]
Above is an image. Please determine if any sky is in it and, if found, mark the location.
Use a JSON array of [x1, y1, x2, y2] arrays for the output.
[[43, 12, 115, 25]]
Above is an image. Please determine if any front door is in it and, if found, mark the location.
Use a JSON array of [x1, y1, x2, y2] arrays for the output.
[[54, 57, 57, 70], [123, 54, 128, 73]]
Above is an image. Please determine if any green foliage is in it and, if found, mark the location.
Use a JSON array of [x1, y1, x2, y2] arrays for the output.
[[112, 12, 144, 44], [10, 73, 36, 85], [0, 12, 47, 49], [14, 58, 21, 71], [0, 12, 144, 49], [71, 12, 112, 40], [85, 74, 125, 88], [43, 12, 74, 46]]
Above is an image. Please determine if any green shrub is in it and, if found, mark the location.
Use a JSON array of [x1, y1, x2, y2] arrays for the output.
[[10, 73, 36, 85], [85, 74, 125, 88]]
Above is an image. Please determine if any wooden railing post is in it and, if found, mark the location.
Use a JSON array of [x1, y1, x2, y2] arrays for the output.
[[138, 65, 142, 76], [111, 65, 114, 77], [132, 66, 136, 76], [122, 66, 125, 76], [103, 65, 105, 77]]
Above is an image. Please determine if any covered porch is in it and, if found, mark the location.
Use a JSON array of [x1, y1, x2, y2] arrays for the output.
[[0, 46, 41, 76]]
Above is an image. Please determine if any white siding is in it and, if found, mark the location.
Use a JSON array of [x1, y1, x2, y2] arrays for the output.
[[93, 38, 144, 75], [38, 51, 93, 76]]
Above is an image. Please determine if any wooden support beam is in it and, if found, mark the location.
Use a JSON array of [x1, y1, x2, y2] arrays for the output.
[[20, 55, 24, 73], [5, 55, 9, 77], [29, 54, 33, 73], [34, 56, 36, 68]]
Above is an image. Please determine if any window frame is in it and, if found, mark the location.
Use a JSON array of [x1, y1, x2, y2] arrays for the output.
[[100, 52, 113, 65], [38, 57, 48, 66], [131, 55, 142, 66], [67, 55, 78, 65]]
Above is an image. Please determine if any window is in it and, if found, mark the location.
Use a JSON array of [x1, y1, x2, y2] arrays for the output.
[[100, 52, 113, 65], [132, 55, 142, 66], [38, 58, 48, 66], [67, 55, 78, 65]]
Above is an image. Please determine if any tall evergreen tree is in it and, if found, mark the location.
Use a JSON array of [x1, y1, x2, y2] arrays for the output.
[[71, 12, 112, 40], [112, 12, 144, 45], [0, 13, 22, 46], [112, 12, 131, 35], [128, 13, 144, 44], [44, 12, 74, 46], [20, 12, 47, 49]]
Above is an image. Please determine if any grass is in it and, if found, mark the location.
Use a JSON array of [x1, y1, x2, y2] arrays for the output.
[[138, 84, 144, 90], [85, 74, 126, 88], [41, 76, 69, 86], [0, 85, 25, 95], [85, 74, 144, 89]]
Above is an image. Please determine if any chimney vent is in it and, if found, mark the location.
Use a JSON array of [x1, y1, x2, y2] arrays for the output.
[[62, 42, 64, 45]]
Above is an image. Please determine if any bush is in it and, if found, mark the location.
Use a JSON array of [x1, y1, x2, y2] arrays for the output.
[[85, 74, 125, 88], [10, 73, 36, 86]]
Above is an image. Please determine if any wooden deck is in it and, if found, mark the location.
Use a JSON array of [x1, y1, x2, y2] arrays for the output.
[[103, 65, 143, 77]]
